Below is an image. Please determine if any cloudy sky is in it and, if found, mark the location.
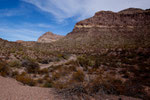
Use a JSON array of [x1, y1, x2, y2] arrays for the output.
[[0, 0, 150, 41]]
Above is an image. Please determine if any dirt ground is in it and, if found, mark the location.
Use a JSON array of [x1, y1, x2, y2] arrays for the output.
[[0, 76, 62, 100]]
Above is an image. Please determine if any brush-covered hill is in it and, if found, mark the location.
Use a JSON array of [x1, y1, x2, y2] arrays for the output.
[[53, 8, 150, 53], [0, 38, 62, 63], [0, 8, 150, 100]]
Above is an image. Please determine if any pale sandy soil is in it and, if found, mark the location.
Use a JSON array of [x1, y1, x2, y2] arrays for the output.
[[0, 76, 62, 100], [0, 76, 142, 100]]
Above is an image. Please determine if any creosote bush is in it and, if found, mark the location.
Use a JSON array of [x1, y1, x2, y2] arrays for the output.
[[51, 72, 61, 81], [38, 68, 49, 75], [16, 73, 36, 86], [11, 71, 19, 78], [22, 59, 40, 73], [77, 56, 91, 67], [0, 61, 10, 77], [71, 70, 85, 82], [8, 60, 21, 68], [43, 81, 53, 88], [53, 81, 68, 89]]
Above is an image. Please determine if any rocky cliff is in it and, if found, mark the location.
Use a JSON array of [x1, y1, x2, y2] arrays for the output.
[[70, 8, 150, 33], [38, 32, 64, 43]]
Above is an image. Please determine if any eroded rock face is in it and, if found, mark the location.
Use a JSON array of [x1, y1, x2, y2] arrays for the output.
[[38, 32, 64, 43], [71, 8, 150, 30]]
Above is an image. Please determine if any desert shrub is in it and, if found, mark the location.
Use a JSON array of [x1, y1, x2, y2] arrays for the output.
[[77, 56, 90, 67], [68, 66, 77, 71], [57, 54, 65, 59], [38, 58, 52, 64], [43, 73, 50, 80], [57, 53, 70, 59], [88, 68, 96, 74], [59, 84, 87, 97], [108, 79, 125, 95], [71, 70, 85, 82], [22, 60, 39, 73], [53, 81, 67, 89], [37, 78, 43, 84], [26, 64, 40, 74], [38, 68, 49, 75], [122, 79, 146, 99], [11, 71, 19, 77], [93, 58, 101, 68], [51, 72, 61, 81], [0, 61, 10, 77], [65, 60, 78, 66], [16, 74, 36, 86], [77, 55, 96, 70], [57, 67, 71, 76], [53, 57, 60, 62], [85, 75, 104, 94], [43, 81, 53, 88], [85, 75, 124, 95], [8, 60, 21, 68]]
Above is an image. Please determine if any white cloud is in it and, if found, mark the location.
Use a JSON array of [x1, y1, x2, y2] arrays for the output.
[[0, 28, 43, 41], [0, 9, 22, 17], [0, 23, 46, 41], [22, 23, 53, 28], [23, 0, 150, 21], [0, 5, 29, 17], [36, 23, 52, 28]]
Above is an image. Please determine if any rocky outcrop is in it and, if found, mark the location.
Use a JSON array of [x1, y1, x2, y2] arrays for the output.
[[69, 8, 150, 33], [38, 32, 64, 43]]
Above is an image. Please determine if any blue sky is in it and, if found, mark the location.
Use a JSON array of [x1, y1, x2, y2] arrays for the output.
[[0, 0, 150, 41]]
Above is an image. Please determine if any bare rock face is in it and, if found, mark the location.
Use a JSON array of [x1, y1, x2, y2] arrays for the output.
[[38, 32, 64, 43]]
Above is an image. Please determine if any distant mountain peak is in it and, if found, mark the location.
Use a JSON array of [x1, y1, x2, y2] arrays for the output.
[[37, 32, 64, 43]]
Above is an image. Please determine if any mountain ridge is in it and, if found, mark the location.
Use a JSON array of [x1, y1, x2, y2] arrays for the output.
[[37, 32, 64, 43]]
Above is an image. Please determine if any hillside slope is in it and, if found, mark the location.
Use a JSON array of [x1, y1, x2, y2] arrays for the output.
[[54, 8, 150, 53]]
